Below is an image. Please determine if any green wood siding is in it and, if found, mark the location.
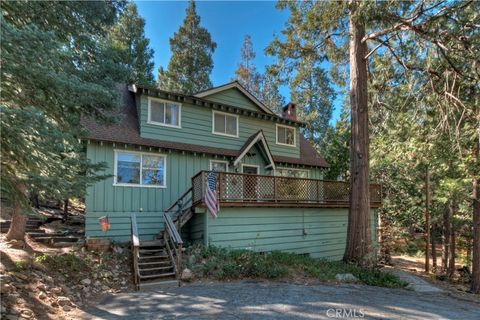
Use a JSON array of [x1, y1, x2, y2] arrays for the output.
[[201, 88, 261, 112], [204, 208, 377, 260], [139, 96, 300, 159], [85, 142, 327, 242]]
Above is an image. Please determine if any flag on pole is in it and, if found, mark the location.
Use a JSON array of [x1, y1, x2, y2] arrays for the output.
[[205, 169, 219, 218]]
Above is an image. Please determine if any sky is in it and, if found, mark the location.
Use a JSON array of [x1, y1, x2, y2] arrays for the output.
[[135, 0, 342, 123]]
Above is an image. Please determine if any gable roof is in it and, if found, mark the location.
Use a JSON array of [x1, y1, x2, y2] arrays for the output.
[[194, 81, 274, 115], [233, 130, 275, 169], [81, 85, 329, 168]]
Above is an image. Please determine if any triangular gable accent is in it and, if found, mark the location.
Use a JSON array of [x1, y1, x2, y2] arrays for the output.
[[234, 131, 276, 170], [194, 81, 274, 115]]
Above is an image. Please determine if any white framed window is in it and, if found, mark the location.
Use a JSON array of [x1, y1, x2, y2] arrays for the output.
[[276, 124, 296, 147], [148, 97, 181, 128], [210, 160, 229, 172], [212, 111, 238, 137], [241, 164, 260, 174], [114, 150, 166, 188], [275, 167, 309, 178]]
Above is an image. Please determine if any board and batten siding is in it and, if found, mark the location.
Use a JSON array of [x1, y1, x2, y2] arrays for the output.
[[202, 88, 261, 112], [202, 208, 377, 260], [139, 95, 300, 159], [85, 141, 325, 242]]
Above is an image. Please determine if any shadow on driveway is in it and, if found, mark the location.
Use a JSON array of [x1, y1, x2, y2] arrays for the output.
[[76, 281, 480, 319]]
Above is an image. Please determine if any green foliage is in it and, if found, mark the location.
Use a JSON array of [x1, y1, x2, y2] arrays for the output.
[[157, 0, 216, 94], [35, 252, 88, 273], [109, 2, 155, 87], [1, 1, 126, 209], [187, 244, 408, 288]]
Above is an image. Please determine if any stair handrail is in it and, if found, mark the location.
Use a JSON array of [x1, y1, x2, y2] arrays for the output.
[[162, 212, 183, 278], [130, 213, 140, 289], [165, 187, 193, 213]]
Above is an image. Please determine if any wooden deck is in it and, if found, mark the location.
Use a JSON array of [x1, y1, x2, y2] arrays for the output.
[[191, 171, 382, 208]]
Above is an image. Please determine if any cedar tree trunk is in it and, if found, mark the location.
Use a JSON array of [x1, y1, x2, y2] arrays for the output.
[[425, 166, 430, 273], [471, 134, 480, 293], [443, 204, 451, 272], [343, 1, 372, 265], [6, 205, 26, 241], [431, 224, 437, 271]]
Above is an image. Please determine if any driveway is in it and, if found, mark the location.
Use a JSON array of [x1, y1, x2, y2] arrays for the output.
[[77, 281, 480, 319]]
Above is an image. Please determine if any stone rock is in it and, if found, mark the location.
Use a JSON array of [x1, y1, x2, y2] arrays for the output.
[[335, 273, 358, 283], [56, 296, 71, 306], [94, 280, 101, 287], [50, 301, 59, 308], [38, 291, 47, 300], [50, 287, 62, 294], [37, 283, 46, 291], [113, 246, 124, 254], [11, 272, 28, 281], [81, 278, 91, 286], [44, 276, 54, 284], [62, 305, 71, 312], [101, 285, 109, 291], [181, 268, 193, 281], [8, 240, 25, 249], [4, 315, 18, 320], [1, 283, 12, 294]]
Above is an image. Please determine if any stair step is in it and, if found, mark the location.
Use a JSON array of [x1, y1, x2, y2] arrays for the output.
[[139, 266, 173, 272], [139, 240, 164, 247], [138, 254, 169, 260], [139, 279, 179, 291], [139, 248, 166, 253], [139, 272, 176, 279], [138, 260, 171, 266]]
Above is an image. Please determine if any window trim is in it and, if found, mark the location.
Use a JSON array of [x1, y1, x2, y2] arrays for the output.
[[275, 167, 309, 178], [113, 149, 167, 188], [210, 159, 229, 172], [275, 124, 296, 147], [147, 97, 182, 128], [241, 164, 260, 174], [212, 110, 239, 138]]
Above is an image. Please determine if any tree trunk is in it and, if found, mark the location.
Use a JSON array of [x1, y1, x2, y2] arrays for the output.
[[6, 205, 26, 241], [442, 204, 451, 272], [448, 222, 456, 278], [63, 198, 69, 222], [471, 131, 480, 293], [431, 224, 437, 271], [344, 1, 372, 265], [425, 166, 430, 273]]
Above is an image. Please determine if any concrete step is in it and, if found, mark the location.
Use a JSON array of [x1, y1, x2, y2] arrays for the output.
[[139, 279, 179, 291]]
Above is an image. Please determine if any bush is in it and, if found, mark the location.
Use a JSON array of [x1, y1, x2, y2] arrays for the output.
[[186, 244, 408, 288]]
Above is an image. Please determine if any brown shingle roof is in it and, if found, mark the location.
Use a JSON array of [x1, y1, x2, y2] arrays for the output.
[[81, 85, 329, 168]]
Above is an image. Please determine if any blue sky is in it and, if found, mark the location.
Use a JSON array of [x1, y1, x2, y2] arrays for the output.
[[135, 1, 342, 123]]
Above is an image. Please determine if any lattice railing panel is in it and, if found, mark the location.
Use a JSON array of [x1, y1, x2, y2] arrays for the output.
[[191, 171, 381, 207]]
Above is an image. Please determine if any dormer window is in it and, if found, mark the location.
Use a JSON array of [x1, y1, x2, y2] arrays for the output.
[[148, 97, 181, 128], [276, 124, 296, 147]]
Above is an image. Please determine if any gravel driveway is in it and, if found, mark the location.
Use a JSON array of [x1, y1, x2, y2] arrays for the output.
[[77, 281, 480, 320]]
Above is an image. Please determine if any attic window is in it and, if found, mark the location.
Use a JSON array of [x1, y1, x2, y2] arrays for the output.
[[148, 97, 181, 128], [212, 111, 238, 137], [276, 124, 296, 147]]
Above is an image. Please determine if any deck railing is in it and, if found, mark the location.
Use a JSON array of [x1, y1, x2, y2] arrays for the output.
[[192, 171, 381, 208]]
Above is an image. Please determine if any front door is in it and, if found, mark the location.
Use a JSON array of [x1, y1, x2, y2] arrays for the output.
[[242, 165, 259, 200]]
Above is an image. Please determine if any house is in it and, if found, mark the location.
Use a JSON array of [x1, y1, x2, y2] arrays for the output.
[[82, 81, 381, 288]]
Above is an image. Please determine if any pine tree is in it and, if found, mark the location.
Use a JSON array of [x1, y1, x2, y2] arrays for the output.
[[157, 0, 216, 94], [109, 3, 155, 87], [1, 1, 126, 240], [268, 0, 479, 265], [234, 35, 262, 97]]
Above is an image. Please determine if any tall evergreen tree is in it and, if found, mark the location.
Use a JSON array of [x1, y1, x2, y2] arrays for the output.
[[234, 35, 262, 97], [109, 2, 155, 87], [157, 0, 216, 94], [268, 0, 479, 266], [1, 1, 126, 240]]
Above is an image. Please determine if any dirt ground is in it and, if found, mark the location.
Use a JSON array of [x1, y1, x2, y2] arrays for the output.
[[391, 254, 479, 304]]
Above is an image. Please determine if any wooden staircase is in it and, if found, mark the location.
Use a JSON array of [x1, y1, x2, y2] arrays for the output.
[[130, 187, 195, 291]]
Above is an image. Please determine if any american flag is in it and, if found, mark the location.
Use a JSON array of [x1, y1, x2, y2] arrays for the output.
[[205, 169, 219, 218]]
